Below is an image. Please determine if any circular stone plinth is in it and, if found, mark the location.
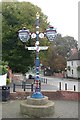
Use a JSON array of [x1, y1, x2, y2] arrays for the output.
[[20, 96, 54, 117], [26, 96, 48, 105]]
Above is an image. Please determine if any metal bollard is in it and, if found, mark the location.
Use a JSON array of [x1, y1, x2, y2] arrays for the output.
[[23, 82, 25, 91], [44, 78, 45, 83], [31, 83, 33, 92], [39, 81, 41, 91], [34, 79, 35, 84], [13, 83, 16, 92], [22, 81, 24, 89], [59, 82, 61, 90], [46, 79, 47, 84]]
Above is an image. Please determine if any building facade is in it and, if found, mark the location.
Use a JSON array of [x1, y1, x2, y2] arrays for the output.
[[67, 50, 80, 79]]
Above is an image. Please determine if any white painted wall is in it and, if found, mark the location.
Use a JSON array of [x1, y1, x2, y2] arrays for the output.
[[59, 81, 78, 92], [42, 76, 79, 92], [78, 40, 80, 50], [77, 60, 80, 78], [67, 60, 80, 78]]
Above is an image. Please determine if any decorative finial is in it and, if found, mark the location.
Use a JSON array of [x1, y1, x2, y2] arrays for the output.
[[36, 12, 39, 18]]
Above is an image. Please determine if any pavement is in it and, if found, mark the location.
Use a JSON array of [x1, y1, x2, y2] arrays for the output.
[[1, 99, 79, 118], [0, 76, 80, 119]]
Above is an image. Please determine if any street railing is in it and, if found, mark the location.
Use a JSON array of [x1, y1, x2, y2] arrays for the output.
[[13, 81, 42, 92], [13, 82, 34, 92]]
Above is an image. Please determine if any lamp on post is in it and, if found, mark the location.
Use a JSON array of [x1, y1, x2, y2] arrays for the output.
[[18, 12, 57, 99], [46, 25, 57, 41], [18, 27, 30, 43]]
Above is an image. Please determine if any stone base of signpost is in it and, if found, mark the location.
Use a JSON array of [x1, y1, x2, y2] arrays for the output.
[[20, 96, 54, 118]]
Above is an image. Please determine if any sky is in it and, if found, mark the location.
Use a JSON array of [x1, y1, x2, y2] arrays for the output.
[[17, 0, 79, 41], [0, 0, 79, 40]]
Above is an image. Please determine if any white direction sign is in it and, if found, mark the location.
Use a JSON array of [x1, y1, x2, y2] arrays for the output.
[[39, 46, 48, 50], [28, 47, 36, 50], [25, 46, 48, 51]]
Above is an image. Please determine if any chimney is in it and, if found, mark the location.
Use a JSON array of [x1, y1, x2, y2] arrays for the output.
[[71, 48, 77, 55]]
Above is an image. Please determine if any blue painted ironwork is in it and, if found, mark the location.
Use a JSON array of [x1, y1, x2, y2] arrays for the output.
[[31, 13, 44, 98], [18, 13, 57, 99], [31, 91, 44, 98]]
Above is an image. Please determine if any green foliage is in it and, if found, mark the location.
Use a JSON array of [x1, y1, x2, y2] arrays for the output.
[[2, 2, 48, 74], [0, 61, 8, 75], [45, 45, 67, 72], [53, 34, 78, 56], [2, 2, 77, 74], [41, 34, 77, 71], [2, 67, 7, 75], [40, 34, 77, 72], [6, 78, 10, 85]]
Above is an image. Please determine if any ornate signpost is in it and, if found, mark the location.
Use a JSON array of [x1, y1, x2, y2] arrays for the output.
[[18, 12, 57, 98]]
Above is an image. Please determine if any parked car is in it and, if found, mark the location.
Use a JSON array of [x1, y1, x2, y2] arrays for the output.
[[25, 72, 35, 79]]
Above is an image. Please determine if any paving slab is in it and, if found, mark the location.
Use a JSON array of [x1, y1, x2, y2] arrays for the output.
[[1, 99, 79, 118]]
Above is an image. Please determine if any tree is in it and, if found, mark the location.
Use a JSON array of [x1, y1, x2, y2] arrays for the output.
[[2, 2, 78, 74], [40, 34, 77, 73], [2, 2, 48, 74], [44, 44, 66, 73], [0, 61, 8, 75]]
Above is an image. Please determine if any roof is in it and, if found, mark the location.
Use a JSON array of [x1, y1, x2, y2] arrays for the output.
[[67, 50, 80, 61]]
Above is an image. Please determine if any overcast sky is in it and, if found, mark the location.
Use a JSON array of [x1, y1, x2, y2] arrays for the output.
[[1, 0, 79, 40], [17, 0, 79, 41]]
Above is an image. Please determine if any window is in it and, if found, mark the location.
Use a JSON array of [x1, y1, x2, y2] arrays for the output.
[[74, 85, 76, 91], [71, 61, 73, 66], [72, 69, 73, 74], [59, 82, 61, 90], [65, 83, 67, 90]]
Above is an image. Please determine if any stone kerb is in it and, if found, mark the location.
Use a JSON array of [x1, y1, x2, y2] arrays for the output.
[[26, 96, 48, 105], [20, 96, 55, 117]]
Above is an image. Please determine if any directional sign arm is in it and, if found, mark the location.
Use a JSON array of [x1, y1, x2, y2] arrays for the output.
[[39, 46, 48, 50], [25, 46, 49, 51], [25, 46, 36, 50]]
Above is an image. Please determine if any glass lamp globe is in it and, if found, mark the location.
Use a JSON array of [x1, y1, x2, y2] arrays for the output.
[[46, 26, 57, 41], [18, 28, 30, 42]]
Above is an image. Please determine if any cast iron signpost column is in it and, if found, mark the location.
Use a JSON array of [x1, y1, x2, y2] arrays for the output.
[[18, 12, 57, 99]]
